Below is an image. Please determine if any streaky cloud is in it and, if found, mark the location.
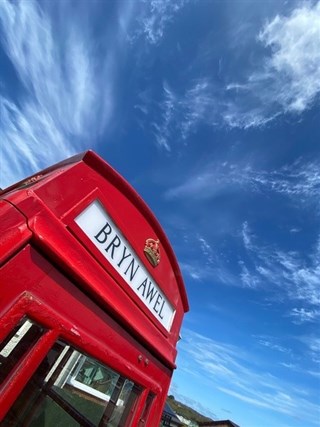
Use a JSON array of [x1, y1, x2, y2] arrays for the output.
[[134, 0, 192, 45], [240, 225, 320, 307], [164, 159, 320, 206], [178, 329, 320, 424], [164, 158, 320, 306], [222, 1, 320, 127], [150, 2, 320, 149], [289, 307, 320, 325], [258, 1, 320, 113], [0, 0, 115, 187]]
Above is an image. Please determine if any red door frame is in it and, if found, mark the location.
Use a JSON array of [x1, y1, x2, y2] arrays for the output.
[[0, 245, 171, 425]]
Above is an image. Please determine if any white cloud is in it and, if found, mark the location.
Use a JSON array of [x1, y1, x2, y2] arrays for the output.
[[241, 221, 254, 250], [165, 159, 320, 302], [239, 225, 320, 306], [164, 160, 253, 199], [197, 234, 214, 262], [178, 329, 320, 423], [280, 362, 297, 369], [152, 82, 177, 150], [180, 262, 202, 281], [180, 259, 236, 285], [257, 338, 291, 354], [223, 1, 320, 128], [149, 2, 320, 148], [289, 307, 320, 324], [210, 0, 320, 129], [0, 0, 116, 188], [0, 97, 73, 187], [135, 0, 191, 45], [280, 356, 320, 380], [239, 262, 260, 289], [150, 79, 217, 150], [152, 78, 220, 149], [258, 1, 320, 113], [298, 335, 320, 365], [165, 158, 320, 207]]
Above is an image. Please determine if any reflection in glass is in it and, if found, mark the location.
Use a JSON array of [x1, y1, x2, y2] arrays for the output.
[[2, 341, 141, 427], [0, 317, 44, 384], [70, 355, 120, 400]]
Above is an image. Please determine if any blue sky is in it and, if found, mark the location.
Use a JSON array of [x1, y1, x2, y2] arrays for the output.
[[0, 1, 319, 426]]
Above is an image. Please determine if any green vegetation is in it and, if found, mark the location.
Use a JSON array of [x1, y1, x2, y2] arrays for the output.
[[167, 395, 213, 424]]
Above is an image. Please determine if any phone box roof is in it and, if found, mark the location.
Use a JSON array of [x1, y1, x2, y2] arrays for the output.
[[1, 150, 189, 368]]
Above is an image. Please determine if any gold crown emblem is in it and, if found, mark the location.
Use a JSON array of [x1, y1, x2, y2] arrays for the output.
[[144, 238, 160, 267]]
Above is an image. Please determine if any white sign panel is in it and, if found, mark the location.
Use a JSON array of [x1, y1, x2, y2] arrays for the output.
[[75, 200, 175, 331]]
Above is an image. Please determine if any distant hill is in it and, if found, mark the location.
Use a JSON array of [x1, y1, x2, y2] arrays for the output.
[[167, 395, 213, 424]]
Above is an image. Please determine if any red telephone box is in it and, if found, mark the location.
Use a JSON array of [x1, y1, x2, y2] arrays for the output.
[[0, 151, 188, 426]]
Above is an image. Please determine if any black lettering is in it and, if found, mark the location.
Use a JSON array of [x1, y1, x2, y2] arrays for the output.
[[158, 299, 165, 319], [105, 235, 121, 259], [153, 293, 163, 313], [146, 281, 158, 304], [137, 278, 148, 297], [94, 222, 112, 244], [117, 246, 132, 267], [124, 258, 140, 281]]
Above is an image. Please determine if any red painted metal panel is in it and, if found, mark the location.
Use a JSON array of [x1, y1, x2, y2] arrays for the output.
[[0, 200, 31, 266], [4, 152, 188, 309], [1, 151, 188, 367], [0, 246, 172, 424], [0, 151, 188, 425]]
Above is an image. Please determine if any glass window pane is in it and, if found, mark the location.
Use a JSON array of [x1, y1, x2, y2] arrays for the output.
[[116, 383, 141, 427], [71, 355, 120, 398], [0, 317, 44, 384], [2, 341, 142, 427]]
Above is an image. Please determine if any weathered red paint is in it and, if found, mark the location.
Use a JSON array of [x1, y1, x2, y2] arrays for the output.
[[0, 151, 189, 426]]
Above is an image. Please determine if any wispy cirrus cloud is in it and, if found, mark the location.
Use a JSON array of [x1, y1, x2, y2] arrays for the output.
[[0, 0, 120, 187], [134, 0, 192, 45], [149, 2, 320, 149], [165, 158, 320, 207], [297, 335, 320, 367], [151, 79, 219, 150], [180, 259, 236, 285], [165, 159, 320, 308], [221, 1, 320, 128], [151, 82, 177, 151], [256, 337, 292, 354], [178, 329, 320, 423], [289, 308, 320, 325], [164, 160, 248, 200], [177, 231, 237, 284], [239, 219, 320, 310], [216, 1, 320, 129], [257, 1, 320, 113]]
